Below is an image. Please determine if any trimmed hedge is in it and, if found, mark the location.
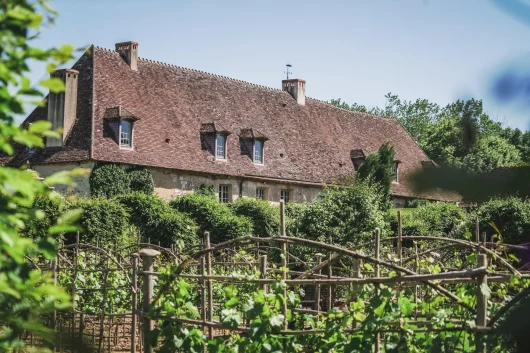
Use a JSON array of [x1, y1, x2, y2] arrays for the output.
[[67, 197, 131, 246], [115, 193, 198, 248], [474, 197, 530, 244], [170, 194, 253, 243], [89, 163, 130, 198], [90, 163, 155, 197], [127, 167, 155, 194], [229, 198, 280, 237]]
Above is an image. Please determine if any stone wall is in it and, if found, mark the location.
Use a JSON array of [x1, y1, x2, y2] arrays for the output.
[[149, 167, 322, 203], [34, 161, 93, 197]]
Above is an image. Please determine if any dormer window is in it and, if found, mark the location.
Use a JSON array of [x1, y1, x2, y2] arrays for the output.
[[215, 134, 227, 160], [350, 149, 366, 171], [392, 161, 399, 183], [253, 140, 264, 164], [200, 123, 231, 160], [103, 106, 139, 150], [239, 128, 268, 164], [120, 120, 133, 149]]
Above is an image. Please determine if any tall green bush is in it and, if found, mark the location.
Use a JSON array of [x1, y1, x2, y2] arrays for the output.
[[127, 167, 155, 194], [115, 193, 198, 248], [22, 195, 62, 239], [89, 163, 130, 198], [474, 197, 530, 244], [68, 197, 131, 247], [357, 142, 395, 205], [229, 197, 280, 237], [296, 182, 389, 245], [170, 194, 253, 243]]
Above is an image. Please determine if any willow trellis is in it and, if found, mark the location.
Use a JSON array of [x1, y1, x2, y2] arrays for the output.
[[28, 205, 530, 353]]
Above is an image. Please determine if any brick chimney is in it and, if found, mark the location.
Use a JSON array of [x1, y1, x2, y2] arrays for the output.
[[115, 41, 138, 71], [46, 69, 79, 147], [282, 79, 306, 106]]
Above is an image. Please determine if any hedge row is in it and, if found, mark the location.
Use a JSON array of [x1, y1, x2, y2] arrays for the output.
[[89, 163, 154, 198]]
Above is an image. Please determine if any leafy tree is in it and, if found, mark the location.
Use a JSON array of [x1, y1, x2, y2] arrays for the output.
[[0, 0, 87, 349], [229, 197, 280, 237], [462, 135, 521, 173], [357, 142, 394, 203]]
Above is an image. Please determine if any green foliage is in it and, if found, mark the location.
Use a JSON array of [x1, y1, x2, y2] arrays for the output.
[[294, 182, 389, 245], [68, 197, 131, 247], [0, 1, 87, 349], [229, 197, 280, 237], [115, 193, 198, 248], [170, 193, 253, 243], [195, 184, 216, 198], [22, 195, 62, 239], [89, 163, 130, 198], [356, 142, 395, 203], [392, 202, 467, 237], [127, 166, 155, 194], [285, 202, 309, 237], [474, 197, 530, 244], [331, 94, 530, 174]]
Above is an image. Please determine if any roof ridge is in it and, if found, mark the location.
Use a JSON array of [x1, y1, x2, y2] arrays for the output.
[[94, 45, 283, 92], [306, 96, 395, 120]]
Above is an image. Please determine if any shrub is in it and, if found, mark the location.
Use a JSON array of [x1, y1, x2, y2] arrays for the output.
[[392, 202, 467, 238], [229, 198, 280, 237], [89, 163, 130, 198], [115, 193, 198, 248], [195, 184, 216, 198], [296, 182, 389, 246], [285, 202, 309, 237], [170, 194, 253, 243], [127, 167, 155, 194], [22, 196, 62, 239], [474, 197, 530, 244], [67, 197, 131, 246]]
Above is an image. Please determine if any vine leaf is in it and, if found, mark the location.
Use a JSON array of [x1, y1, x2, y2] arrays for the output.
[[269, 314, 285, 327], [398, 297, 415, 316], [480, 283, 491, 297]]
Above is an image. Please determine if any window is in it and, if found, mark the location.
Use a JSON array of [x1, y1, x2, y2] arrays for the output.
[[253, 140, 264, 164], [256, 187, 266, 200], [120, 120, 133, 149], [280, 189, 290, 203], [216, 134, 227, 159], [219, 184, 230, 203], [392, 161, 399, 182]]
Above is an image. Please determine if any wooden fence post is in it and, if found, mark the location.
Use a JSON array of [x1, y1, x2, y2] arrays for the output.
[[200, 257, 206, 336], [260, 255, 268, 292], [204, 232, 214, 340], [139, 248, 160, 353], [131, 254, 139, 353], [476, 254, 488, 353], [475, 217, 480, 256], [397, 210, 402, 267], [314, 253, 323, 313], [327, 252, 333, 311], [375, 228, 381, 353]]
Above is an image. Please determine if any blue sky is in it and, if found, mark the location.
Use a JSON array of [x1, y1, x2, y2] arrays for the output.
[[28, 0, 530, 130]]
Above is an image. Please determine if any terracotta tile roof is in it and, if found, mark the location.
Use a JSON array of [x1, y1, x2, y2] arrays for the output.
[[9, 45, 458, 201]]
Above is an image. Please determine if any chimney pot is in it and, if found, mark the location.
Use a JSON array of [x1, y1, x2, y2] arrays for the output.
[[115, 41, 138, 71], [282, 78, 306, 106]]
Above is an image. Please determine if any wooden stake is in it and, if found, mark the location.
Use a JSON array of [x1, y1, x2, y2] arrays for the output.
[[131, 254, 139, 353], [314, 253, 323, 313], [200, 257, 206, 335], [476, 254, 488, 353], [204, 232, 214, 340], [280, 200, 286, 237], [327, 252, 333, 311], [397, 210, 403, 267], [375, 228, 381, 353], [475, 217, 480, 256], [281, 239, 288, 330], [260, 255, 268, 292]]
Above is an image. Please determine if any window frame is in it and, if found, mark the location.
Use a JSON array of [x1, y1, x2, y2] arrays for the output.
[[280, 189, 291, 203], [215, 133, 227, 160], [218, 184, 231, 203], [256, 187, 266, 200], [119, 119, 134, 150], [392, 161, 399, 183], [253, 139, 264, 164]]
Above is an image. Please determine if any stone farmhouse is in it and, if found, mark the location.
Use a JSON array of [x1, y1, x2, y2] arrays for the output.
[[4, 41, 452, 205]]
